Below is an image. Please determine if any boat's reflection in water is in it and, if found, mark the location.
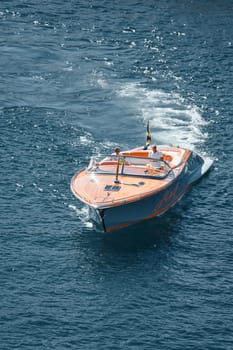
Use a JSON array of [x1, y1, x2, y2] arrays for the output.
[[99, 210, 183, 252]]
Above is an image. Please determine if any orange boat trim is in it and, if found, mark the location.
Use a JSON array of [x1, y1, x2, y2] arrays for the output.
[[105, 183, 191, 232]]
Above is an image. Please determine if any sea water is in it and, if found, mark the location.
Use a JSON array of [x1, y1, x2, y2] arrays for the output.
[[1, 1, 233, 349]]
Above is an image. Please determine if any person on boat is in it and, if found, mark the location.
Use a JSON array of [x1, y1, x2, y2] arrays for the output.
[[111, 147, 121, 160], [149, 145, 163, 160], [114, 147, 121, 155]]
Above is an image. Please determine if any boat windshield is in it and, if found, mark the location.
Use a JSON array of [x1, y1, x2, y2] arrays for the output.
[[87, 155, 172, 179]]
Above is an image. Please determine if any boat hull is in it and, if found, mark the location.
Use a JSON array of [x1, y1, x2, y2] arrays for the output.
[[97, 152, 212, 232]]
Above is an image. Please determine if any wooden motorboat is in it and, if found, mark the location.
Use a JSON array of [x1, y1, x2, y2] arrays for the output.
[[71, 143, 213, 232]]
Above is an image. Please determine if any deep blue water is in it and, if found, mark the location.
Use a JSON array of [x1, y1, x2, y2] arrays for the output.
[[1, 1, 233, 349]]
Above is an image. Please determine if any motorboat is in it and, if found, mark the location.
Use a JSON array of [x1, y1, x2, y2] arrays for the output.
[[71, 141, 213, 232]]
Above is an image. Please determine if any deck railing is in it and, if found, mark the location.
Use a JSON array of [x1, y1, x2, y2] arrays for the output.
[[87, 155, 172, 179]]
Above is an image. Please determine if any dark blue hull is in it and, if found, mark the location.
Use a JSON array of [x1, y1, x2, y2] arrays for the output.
[[98, 152, 211, 232]]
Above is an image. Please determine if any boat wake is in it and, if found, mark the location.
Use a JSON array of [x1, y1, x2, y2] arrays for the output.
[[117, 82, 208, 150]]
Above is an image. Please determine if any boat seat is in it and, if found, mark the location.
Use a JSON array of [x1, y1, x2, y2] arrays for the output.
[[99, 160, 118, 166], [122, 150, 150, 158], [162, 151, 184, 168]]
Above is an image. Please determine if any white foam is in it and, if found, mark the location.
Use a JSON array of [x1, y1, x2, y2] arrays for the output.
[[68, 204, 93, 228], [117, 82, 208, 149], [79, 134, 93, 145]]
